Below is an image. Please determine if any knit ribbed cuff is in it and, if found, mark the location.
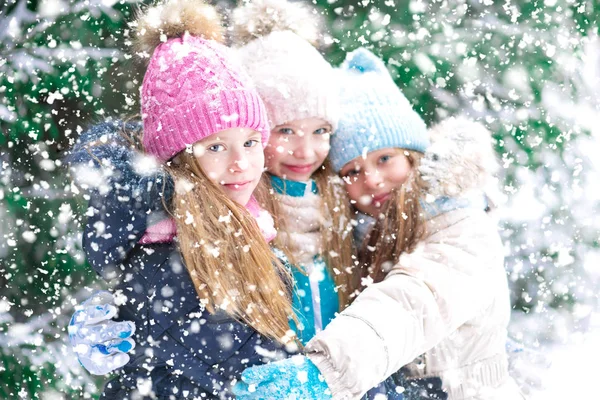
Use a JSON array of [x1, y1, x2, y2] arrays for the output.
[[143, 89, 269, 162], [329, 106, 429, 172]]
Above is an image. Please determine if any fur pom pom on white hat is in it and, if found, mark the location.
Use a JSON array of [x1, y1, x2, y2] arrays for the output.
[[231, 0, 322, 46], [232, 0, 339, 129]]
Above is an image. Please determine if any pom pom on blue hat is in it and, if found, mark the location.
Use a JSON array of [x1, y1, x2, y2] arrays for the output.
[[342, 48, 389, 74]]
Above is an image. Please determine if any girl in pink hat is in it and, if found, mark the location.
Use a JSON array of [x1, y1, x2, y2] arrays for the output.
[[67, 1, 301, 398]]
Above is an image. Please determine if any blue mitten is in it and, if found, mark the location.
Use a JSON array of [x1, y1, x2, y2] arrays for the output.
[[233, 355, 331, 400], [68, 291, 136, 375]]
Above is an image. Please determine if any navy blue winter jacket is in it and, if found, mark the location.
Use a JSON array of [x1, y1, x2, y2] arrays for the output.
[[68, 121, 294, 399]]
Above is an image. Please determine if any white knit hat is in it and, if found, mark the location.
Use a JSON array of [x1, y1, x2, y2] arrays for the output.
[[232, 0, 339, 129]]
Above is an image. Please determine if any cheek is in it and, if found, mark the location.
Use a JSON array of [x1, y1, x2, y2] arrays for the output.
[[194, 155, 220, 178], [386, 171, 408, 187], [201, 165, 222, 183], [264, 138, 288, 161], [344, 180, 363, 202], [315, 137, 331, 161], [386, 159, 412, 186], [264, 147, 283, 172], [250, 150, 265, 173]]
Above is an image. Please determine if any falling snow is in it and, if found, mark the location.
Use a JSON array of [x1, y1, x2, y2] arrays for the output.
[[1, 0, 599, 398]]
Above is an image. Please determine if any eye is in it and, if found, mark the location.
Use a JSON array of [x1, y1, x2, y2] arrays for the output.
[[342, 168, 361, 178], [378, 154, 392, 164], [278, 127, 294, 135], [244, 139, 260, 148], [314, 127, 330, 135], [208, 144, 225, 152]]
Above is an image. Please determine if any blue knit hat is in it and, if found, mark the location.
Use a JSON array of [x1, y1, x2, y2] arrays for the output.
[[329, 48, 429, 172]]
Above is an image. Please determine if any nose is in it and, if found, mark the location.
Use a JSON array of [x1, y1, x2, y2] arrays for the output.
[[291, 135, 315, 160], [229, 151, 249, 173], [363, 169, 383, 190]]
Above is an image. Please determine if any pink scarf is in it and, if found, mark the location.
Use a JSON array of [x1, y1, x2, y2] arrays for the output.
[[138, 196, 276, 244]]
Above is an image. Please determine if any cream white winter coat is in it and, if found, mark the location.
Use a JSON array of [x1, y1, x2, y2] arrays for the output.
[[305, 206, 522, 399], [306, 117, 524, 400]]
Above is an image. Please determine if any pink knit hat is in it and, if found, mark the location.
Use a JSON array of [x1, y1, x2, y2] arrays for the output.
[[141, 33, 270, 162]]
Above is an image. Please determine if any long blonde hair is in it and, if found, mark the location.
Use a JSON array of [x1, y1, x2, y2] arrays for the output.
[[267, 161, 356, 310], [166, 151, 296, 345], [313, 161, 356, 309], [358, 151, 427, 286]]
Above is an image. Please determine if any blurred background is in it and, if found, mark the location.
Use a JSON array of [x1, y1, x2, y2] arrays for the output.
[[1, 0, 599, 398]]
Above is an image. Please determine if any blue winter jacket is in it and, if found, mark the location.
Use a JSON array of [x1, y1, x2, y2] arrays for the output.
[[68, 121, 294, 399]]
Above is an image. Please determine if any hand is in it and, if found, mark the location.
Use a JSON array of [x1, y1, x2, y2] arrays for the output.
[[68, 291, 136, 375], [506, 337, 551, 395], [232, 355, 331, 400]]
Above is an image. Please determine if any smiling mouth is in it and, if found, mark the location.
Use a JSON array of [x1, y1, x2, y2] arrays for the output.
[[283, 163, 315, 174], [222, 180, 252, 190], [372, 193, 391, 205]]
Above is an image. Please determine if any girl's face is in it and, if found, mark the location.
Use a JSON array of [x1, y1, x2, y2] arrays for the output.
[[264, 117, 332, 181], [193, 128, 264, 206], [340, 148, 412, 216]]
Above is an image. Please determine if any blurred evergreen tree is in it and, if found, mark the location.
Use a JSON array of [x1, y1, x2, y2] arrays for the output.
[[0, 0, 144, 397]]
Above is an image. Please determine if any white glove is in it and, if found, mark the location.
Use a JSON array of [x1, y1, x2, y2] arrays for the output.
[[68, 291, 136, 375], [506, 336, 551, 395]]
